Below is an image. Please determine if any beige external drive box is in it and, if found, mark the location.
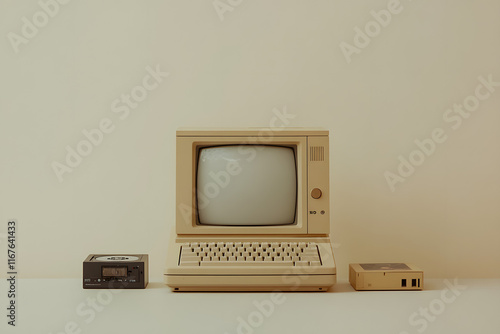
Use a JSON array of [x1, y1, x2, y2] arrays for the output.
[[349, 263, 423, 291]]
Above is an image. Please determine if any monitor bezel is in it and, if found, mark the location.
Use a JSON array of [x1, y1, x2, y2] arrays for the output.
[[176, 135, 308, 235]]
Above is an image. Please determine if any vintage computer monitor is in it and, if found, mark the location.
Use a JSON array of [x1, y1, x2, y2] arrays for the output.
[[164, 128, 337, 291]]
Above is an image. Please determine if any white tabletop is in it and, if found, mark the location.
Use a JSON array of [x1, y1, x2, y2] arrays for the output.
[[2, 279, 499, 334]]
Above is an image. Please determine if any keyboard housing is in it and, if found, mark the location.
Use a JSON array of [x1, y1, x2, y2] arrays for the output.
[[165, 235, 336, 291]]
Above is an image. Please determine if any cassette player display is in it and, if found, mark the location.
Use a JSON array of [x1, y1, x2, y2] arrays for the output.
[[83, 254, 148, 289]]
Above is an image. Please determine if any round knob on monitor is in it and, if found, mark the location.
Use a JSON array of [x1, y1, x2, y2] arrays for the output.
[[311, 188, 322, 199]]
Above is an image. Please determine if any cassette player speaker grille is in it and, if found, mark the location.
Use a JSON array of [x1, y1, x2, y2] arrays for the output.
[[310, 146, 325, 161]]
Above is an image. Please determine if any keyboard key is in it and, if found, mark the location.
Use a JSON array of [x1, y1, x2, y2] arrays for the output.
[[180, 261, 199, 266], [180, 255, 199, 261], [295, 261, 310, 266]]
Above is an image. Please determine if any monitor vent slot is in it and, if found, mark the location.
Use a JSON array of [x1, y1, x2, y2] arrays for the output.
[[310, 146, 324, 161]]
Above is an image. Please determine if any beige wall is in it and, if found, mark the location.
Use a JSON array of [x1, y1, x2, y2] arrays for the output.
[[1, 0, 499, 281]]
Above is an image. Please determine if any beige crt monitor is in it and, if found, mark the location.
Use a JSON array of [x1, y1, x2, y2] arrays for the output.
[[164, 128, 337, 291]]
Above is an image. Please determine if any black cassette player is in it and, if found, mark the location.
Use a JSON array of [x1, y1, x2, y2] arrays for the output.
[[83, 254, 148, 289]]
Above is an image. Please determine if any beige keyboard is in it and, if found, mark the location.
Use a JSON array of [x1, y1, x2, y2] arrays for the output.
[[179, 241, 322, 267]]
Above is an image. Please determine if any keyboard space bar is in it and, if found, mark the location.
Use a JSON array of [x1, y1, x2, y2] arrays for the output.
[[199, 261, 293, 267]]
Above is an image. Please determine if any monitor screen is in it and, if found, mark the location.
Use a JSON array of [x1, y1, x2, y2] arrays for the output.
[[196, 145, 297, 226]]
